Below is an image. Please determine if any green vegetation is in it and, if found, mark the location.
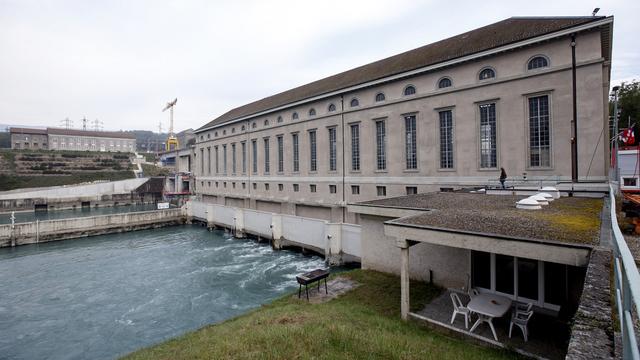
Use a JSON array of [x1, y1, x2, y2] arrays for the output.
[[141, 163, 170, 177], [0, 171, 135, 191], [124, 270, 518, 360], [140, 152, 156, 163]]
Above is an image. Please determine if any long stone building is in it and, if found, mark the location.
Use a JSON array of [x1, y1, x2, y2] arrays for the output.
[[193, 16, 613, 223], [10, 127, 136, 152]]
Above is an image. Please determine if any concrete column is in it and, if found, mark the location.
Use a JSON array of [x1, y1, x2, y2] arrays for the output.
[[271, 214, 283, 249], [206, 204, 215, 228], [325, 223, 343, 265], [400, 241, 410, 321], [234, 208, 245, 238]]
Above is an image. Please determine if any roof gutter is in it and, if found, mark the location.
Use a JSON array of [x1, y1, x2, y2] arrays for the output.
[[196, 16, 613, 133]]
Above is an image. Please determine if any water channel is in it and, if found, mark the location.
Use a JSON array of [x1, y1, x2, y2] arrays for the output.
[[0, 203, 164, 225], [0, 225, 326, 359]]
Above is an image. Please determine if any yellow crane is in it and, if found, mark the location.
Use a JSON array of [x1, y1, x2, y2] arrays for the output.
[[162, 98, 179, 151]]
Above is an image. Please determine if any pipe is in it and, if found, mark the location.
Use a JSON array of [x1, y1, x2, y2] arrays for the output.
[[571, 34, 578, 183], [340, 95, 346, 223]]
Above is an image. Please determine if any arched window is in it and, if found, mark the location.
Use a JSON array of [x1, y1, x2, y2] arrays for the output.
[[214, 132, 218, 137], [231, 127, 235, 133], [241, 125, 245, 131], [292, 112, 299, 120], [479, 68, 496, 80], [328, 103, 336, 112], [528, 56, 549, 70], [309, 108, 316, 116], [207, 134, 211, 139], [404, 85, 416, 96], [222, 130, 226, 135], [438, 78, 452, 89], [375, 93, 385, 102], [350, 98, 359, 107], [264, 119, 269, 126], [252, 122, 257, 129], [277, 116, 283, 123]]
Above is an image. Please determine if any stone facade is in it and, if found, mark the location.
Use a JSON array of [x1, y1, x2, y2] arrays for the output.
[[193, 17, 612, 222]]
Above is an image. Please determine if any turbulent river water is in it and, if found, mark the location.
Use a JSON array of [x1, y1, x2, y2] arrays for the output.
[[0, 225, 326, 360]]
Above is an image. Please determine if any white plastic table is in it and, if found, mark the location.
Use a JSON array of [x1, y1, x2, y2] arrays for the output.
[[467, 293, 512, 341]]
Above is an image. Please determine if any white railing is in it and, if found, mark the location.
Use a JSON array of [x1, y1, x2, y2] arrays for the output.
[[609, 185, 640, 359]]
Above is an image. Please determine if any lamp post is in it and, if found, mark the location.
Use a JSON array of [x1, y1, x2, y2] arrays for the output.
[[611, 86, 620, 183]]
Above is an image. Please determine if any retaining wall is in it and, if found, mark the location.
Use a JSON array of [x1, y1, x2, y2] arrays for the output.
[[0, 208, 186, 247], [186, 201, 361, 263]]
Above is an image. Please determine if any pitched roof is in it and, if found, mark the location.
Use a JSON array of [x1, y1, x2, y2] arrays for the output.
[[47, 128, 136, 139], [198, 16, 609, 132], [9, 127, 48, 135]]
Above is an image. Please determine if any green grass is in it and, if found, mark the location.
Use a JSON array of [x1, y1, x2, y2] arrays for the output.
[[123, 270, 518, 360], [0, 171, 136, 191]]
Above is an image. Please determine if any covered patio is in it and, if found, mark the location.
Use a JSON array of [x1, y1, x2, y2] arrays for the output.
[[349, 192, 604, 359]]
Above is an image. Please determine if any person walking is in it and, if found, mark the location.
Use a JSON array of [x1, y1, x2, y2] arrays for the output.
[[499, 168, 507, 189]]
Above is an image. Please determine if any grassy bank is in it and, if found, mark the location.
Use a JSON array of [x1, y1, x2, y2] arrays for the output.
[[124, 270, 518, 360]]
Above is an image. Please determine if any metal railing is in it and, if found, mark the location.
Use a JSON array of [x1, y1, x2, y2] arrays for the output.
[[609, 184, 640, 359]]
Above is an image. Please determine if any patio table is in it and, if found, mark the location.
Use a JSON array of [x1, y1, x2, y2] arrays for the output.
[[467, 293, 512, 341]]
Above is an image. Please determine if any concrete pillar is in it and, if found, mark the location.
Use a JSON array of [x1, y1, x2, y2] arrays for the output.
[[325, 223, 343, 265], [399, 240, 410, 321], [271, 214, 283, 249], [206, 204, 215, 228], [234, 208, 245, 238]]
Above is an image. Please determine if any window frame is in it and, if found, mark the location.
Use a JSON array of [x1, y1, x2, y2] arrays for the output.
[[263, 137, 270, 174], [375, 92, 386, 102], [437, 107, 456, 171], [328, 126, 337, 172], [525, 93, 553, 170], [478, 67, 496, 81], [328, 103, 336, 112], [308, 108, 316, 117], [526, 55, 550, 71], [308, 129, 317, 172], [291, 132, 300, 173], [374, 119, 387, 171], [476, 101, 499, 170], [276, 135, 284, 173], [403, 85, 416, 96], [349, 98, 360, 108], [437, 77, 452, 89], [403, 113, 418, 171], [350, 122, 361, 172]]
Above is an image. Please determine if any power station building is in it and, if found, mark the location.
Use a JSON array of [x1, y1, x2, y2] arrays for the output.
[[10, 127, 136, 152], [192, 16, 613, 223]]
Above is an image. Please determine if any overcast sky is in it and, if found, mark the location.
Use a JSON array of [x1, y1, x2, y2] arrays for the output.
[[1, 0, 638, 133]]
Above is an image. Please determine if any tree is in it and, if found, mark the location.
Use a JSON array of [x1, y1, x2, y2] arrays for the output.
[[613, 80, 640, 131]]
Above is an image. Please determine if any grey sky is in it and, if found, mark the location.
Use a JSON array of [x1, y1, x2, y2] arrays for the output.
[[1, 0, 638, 133]]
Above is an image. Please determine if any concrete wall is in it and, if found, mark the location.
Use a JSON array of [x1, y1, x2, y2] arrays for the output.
[[0, 178, 148, 201], [186, 200, 361, 262], [191, 29, 609, 222], [0, 208, 185, 247], [359, 214, 468, 289]]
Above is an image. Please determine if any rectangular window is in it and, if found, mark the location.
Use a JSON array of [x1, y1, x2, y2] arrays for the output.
[[277, 135, 284, 173], [265, 183, 269, 191], [231, 143, 236, 174], [376, 186, 386, 196], [406, 186, 417, 195], [328, 127, 337, 171], [214, 146, 219, 173], [278, 184, 283, 191], [495, 254, 514, 295], [351, 185, 360, 195], [375, 120, 386, 170], [310, 184, 317, 193], [263, 138, 270, 174], [404, 115, 417, 169], [200, 148, 204, 175], [207, 147, 211, 174], [241, 142, 247, 173], [329, 185, 337, 194], [253, 183, 257, 190], [309, 130, 317, 172], [528, 95, 551, 167], [292, 133, 299, 172], [517, 258, 538, 300], [293, 184, 299, 192], [223, 144, 227, 174], [479, 103, 497, 168], [242, 182, 246, 189], [439, 110, 454, 169], [252, 139, 257, 173], [350, 124, 360, 171]]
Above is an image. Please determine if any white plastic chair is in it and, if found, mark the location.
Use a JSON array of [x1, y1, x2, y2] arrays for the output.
[[468, 288, 479, 298], [509, 309, 534, 342], [450, 292, 471, 329]]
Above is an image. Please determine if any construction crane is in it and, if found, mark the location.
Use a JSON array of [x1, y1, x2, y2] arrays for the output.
[[162, 98, 179, 151]]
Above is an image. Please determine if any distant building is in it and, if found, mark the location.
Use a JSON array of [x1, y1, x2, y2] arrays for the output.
[[10, 128, 48, 150], [9, 127, 136, 152], [176, 129, 195, 149], [47, 128, 135, 152]]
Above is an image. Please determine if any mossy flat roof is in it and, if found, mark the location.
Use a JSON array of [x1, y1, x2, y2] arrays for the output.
[[360, 192, 603, 246]]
